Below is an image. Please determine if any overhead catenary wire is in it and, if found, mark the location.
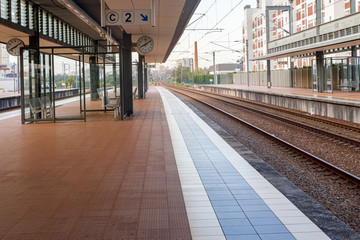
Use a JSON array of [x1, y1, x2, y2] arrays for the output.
[[169, 0, 347, 65], [173, 0, 245, 60]]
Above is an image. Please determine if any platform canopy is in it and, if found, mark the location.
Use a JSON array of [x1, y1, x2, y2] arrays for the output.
[[25, 0, 200, 64], [103, 0, 200, 63]]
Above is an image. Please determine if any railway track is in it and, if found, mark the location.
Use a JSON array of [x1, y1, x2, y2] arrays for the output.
[[162, 83, 360, 186], [164, 83, 360, 139]]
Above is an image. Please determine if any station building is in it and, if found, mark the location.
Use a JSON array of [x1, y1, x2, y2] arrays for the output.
[[242, 0, 360, 72]]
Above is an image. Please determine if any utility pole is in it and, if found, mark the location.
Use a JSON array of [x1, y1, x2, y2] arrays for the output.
[[213, 51, 217, 84], [191, 58, 195, 88], [246, 40, 250, 87], [289, 0, 294, 87], [181, 63, 183, 84], [315, 0, 324, 92], [258, 61, 260, 86], [350, 0, 357, 57], [194, 41, 199, 71]]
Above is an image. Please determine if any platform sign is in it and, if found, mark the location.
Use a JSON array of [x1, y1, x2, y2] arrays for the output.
[[145, 64, 156, 68], [105, 9, 151, 25]]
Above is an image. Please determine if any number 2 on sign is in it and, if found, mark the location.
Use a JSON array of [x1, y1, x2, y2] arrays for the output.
[[123, 11, 134, 23]]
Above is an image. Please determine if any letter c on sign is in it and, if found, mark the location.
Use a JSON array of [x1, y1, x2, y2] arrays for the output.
[[107, 11, 118, 24], [110, 14, 116, 22]]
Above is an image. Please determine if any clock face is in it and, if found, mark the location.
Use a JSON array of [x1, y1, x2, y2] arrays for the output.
[[136, 36, 154, 54], [6, 38, 25, 56]]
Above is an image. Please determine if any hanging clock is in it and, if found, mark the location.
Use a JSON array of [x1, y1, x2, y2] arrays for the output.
[[136, 36, 154, 54], [6, 38, 25, 56]]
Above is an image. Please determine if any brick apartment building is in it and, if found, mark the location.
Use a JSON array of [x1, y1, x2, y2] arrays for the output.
[[242, 0, 360, 72]]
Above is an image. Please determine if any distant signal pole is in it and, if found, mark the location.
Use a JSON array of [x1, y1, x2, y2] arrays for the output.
[[194, 41, 199, 71]]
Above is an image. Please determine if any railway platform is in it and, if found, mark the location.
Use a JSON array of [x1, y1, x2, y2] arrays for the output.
[[0, 86, 357, 239], [197, 84, 360, 124]]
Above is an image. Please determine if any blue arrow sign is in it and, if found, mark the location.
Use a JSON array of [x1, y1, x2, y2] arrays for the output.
[[105, 9, 151, 25], [140, 14, 148, 21]]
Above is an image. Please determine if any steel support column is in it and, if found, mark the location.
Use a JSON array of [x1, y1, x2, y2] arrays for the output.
[[138, 55, 144, 99], [265, 9, 271, 88], [316, 0, 322, 25], [122, 32, 133, 116], [89, 54, 100, 101], [289, 0, 294, 87], [316, 51, 324, 92], [267, 60, 271, 88], [350, 0, 357, 57], [246, 40, 250, 87], [144, 67, 148, 96], [290, 60, 294, 87], [315, 0, 324, 92]]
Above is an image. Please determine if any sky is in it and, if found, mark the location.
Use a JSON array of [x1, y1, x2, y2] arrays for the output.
[[164, 0, 255, 69]]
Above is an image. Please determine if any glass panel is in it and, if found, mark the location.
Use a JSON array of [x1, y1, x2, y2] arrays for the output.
[[324, 58, 333, 93], [132, 63, 138, 96], [341, 59, 349, 91], [48, 14, 53, 37], [349, 57, 360, 91], [28, 2, 33, 29], [20, 0, 26, 27], [23, 50, 54, 122], [54, 18, 58, 39], [42, 11, 47, 35], [312, 59, 318, 92], [52, 48, 84, 120], [11, 0, 19, 23], [115, 54, 120, 97], [1, 0, 9, 19], [22, 50, 30, 121]]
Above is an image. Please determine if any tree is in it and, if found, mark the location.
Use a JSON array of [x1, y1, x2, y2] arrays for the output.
[[66, 76, 75, 88], [171, 65, 192, 83]]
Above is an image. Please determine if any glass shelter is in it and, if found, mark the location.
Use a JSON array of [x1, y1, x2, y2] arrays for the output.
[[20, 45, 122, 123], [312, 57, 360, 93]]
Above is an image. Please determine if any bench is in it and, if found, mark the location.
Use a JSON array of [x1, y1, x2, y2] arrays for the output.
[[105, 98, 121, 118], [97, 88, 110, 107], [28, 97, 53, 120], [133, 87, 138, 99], [339, 81, 359, 91]]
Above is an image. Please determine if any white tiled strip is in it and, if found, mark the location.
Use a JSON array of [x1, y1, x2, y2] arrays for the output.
[[158, 87, 226, 240], [158, 87, 330, 240]]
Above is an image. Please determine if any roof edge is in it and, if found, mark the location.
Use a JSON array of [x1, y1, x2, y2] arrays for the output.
[[162, 0, 201, 63]]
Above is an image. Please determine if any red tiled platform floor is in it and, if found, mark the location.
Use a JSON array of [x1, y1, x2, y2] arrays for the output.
[[0, 87, 191, 239]]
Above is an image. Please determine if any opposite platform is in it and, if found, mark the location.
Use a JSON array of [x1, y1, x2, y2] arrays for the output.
[[197, 84, 360, 124]]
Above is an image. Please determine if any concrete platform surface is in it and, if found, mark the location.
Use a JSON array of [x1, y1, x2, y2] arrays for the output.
[[214, 84, 360, 103]]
